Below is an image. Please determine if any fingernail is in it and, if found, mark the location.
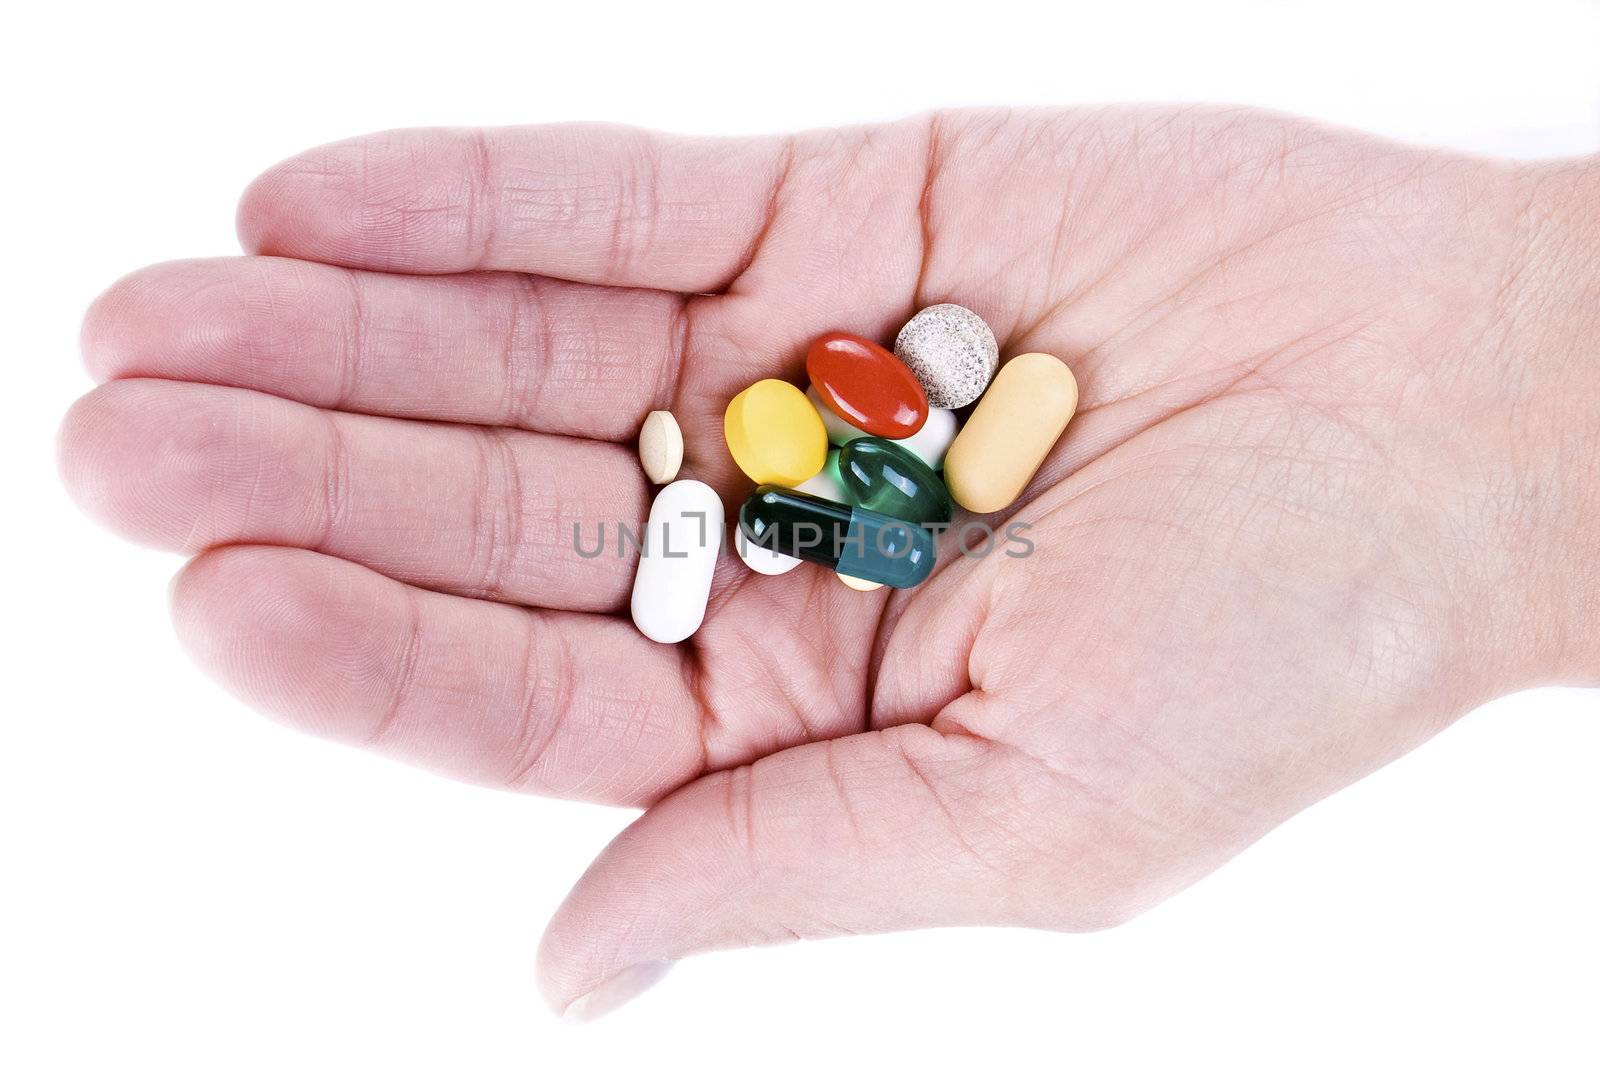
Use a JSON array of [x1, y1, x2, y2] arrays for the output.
[[562, 960, 673, 1023]]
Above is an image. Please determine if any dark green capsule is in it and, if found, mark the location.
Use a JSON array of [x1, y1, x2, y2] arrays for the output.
[[739, 485, 936, 589], [837, 437, 954, 525]]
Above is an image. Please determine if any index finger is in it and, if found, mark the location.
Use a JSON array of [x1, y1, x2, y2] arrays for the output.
[[237, 124, 792, 292]]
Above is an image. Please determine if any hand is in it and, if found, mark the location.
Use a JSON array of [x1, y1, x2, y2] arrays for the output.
[[59, 108, 1599, 1019]]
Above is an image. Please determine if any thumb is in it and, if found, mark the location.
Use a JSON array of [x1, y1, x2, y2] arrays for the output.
[[536, 716, 1075, 1020]]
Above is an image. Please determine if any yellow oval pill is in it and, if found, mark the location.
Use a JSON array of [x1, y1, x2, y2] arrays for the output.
[[724, 379, 827, 487], [944, 353, 1078, 514]]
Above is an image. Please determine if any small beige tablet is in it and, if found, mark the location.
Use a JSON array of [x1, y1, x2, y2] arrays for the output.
[[638, 410, 684, 484]]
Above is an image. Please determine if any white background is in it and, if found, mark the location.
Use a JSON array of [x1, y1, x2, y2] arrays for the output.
[[4, 1, 1597, 1067]]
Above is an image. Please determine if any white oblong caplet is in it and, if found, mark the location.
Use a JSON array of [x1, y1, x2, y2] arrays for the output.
[[898, 407, 958, 470], [630, 479, 724, 643], [806, 385, 867, 447], [795, 459, 847, 503]]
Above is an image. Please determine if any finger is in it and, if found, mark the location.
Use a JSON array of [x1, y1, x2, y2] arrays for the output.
[[82, 257, 684, 440], [60, 379, 645, 612], [237, 125, 790, 291], [172, 545, 704, 804], [536, 717, 1108, 1019]]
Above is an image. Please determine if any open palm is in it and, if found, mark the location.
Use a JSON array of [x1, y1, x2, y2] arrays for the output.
[[61, 107, 1588, 1017]]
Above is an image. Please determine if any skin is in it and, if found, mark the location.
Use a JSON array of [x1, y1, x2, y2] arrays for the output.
[[57, 107, 1599, 1019]]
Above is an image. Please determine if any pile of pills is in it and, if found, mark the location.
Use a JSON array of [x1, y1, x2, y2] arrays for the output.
[[629, 304, 1078, 643]]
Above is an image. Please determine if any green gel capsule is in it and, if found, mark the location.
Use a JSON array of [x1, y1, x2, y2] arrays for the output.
[[823, 448, 845, 489], [837, 437, 954, 525], [739, 486, 936, 589]]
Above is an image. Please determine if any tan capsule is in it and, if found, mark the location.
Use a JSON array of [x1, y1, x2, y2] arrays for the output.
[[838, 572, 884, 592], [944, 353, 1077, 514], [638, 410, 684, 484]]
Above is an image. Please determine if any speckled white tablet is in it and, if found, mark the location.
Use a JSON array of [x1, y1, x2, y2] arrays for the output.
[[893, 304, 999, 409], [631, 480, 723, 643]]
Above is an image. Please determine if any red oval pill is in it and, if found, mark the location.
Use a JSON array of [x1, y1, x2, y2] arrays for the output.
[[806, 331, 929, 439]]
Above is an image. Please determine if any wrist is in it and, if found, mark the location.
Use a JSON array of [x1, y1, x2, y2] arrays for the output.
[[1501, 158, 1600, 684]]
